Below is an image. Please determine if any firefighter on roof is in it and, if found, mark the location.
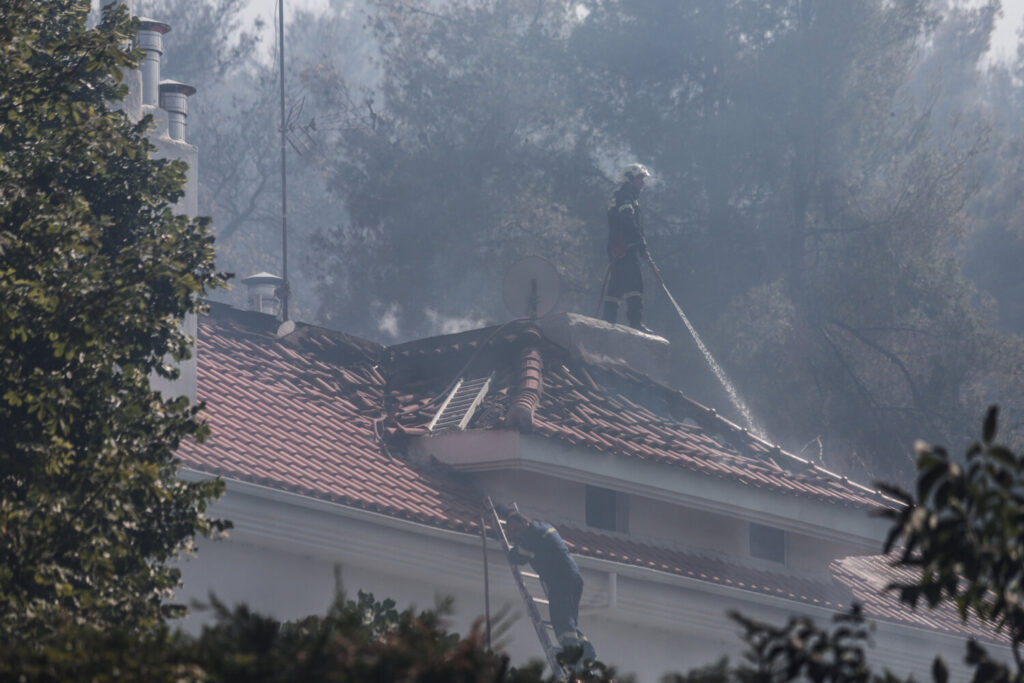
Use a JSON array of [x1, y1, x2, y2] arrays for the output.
[[505, 511, 597, 664], [603, 162, 650, 331]]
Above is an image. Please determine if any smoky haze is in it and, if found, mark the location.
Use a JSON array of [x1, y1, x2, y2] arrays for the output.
[[143, 0, 1024, 482]]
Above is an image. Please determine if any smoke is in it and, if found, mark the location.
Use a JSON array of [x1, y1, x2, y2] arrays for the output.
[[377, 303, 401, 339], [425, 308, 490, 336]]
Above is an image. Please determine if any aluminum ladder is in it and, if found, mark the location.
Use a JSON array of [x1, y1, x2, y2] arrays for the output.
[[487, 497, 567, 681]]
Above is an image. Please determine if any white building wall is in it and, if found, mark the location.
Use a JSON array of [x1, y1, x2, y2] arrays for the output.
[[630, 495, 747, 556], [476, 469, 588, 527], [174, 475, 1000, 682], [466, 447, 874, 575]]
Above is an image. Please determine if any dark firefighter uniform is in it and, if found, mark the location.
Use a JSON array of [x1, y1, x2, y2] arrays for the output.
[[604, 180, 646, 328], [509, 521, 597, 662]]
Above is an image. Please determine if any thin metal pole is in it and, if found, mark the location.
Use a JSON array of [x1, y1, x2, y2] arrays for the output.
[[278, 0, 290, 321], [479, 515, 492, 649]]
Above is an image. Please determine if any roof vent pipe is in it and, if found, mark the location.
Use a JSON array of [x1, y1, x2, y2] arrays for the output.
[[159, 80, 196, 141], [136, 18, 170, 106], [242, 272, 284, 316]]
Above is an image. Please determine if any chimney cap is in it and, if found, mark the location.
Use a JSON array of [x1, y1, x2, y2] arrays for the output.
[[138, 17, 171, 34], [242, 272, 284, 287], [159, 79, 197, 97]]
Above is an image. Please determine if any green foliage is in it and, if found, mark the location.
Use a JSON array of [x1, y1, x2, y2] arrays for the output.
[[0, 0, 226, 644], [721, 407, 1024, 682], [729, 605, 911, 683], [880, 406, 1024, 672], [571, 0, 993, 479], [0, 590, 565, 682], [296, 0, 1021, 479], [187, 590, 537, 682], [0, 618, 188, 683]]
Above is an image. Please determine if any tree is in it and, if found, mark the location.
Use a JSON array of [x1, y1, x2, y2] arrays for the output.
[[310, 0, 607, 340], [149, 0, 377, 322], [881, 405, 1024, 678], [0, 0, 226, 642], [571, 0, 1002, 480], [720, 406, 1024, 683], [299, 0, 1021, 476], [0, 590, 586, 682]]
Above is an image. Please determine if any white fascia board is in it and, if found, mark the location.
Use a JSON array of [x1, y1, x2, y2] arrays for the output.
[[409, 430, 887, 545], [520, 433, 887, 545]]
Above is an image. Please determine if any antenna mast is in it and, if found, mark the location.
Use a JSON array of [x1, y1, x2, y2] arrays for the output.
[[278, 0, 290, 321]]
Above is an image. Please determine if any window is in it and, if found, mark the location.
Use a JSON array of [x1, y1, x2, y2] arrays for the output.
[[586, 485, 628, 532], [749, 522, 785, 564]]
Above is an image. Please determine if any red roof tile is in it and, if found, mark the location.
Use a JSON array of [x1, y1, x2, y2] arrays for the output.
[[178, 307, 485, 535], [832, 555, 1008, 644]]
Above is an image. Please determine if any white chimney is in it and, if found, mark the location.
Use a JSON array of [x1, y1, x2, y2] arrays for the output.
[[136, 18, 170, 106], [242, 272, 285, 316], [159, 80, 196, 142]]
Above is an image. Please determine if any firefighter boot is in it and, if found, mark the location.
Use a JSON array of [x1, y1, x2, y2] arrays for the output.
[[578, 631, 596, 662], [602, 301, 618, 325], [626, 295, 650, 333]]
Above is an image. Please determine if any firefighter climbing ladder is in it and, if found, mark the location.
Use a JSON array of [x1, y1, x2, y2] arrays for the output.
[[486, 497, 567, 681]]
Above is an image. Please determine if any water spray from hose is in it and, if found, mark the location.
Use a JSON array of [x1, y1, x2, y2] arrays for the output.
[[645, 254, 763, 438]]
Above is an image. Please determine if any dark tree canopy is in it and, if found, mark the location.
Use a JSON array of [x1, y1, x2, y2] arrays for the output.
[[137, 0, 1024, 480], [294, 0, 1023, 481], [307, 0, 608, 339], [0, 0, 226, 641], [133, 0, 1024, 483]]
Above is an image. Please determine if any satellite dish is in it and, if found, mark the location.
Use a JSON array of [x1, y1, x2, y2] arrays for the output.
[[503, 256, 561, 319]]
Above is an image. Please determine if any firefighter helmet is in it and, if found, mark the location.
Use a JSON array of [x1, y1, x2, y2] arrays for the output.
[[621, 163, 650, 182]]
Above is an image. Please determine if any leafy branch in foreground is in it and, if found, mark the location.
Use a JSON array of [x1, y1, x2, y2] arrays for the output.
[[729, 604, 914, 683], [0, 0, 227, 644], [880, 405, 1023, 678]]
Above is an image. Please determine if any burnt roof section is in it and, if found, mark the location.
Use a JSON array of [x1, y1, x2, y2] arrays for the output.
[[380, 319, 886, 510]]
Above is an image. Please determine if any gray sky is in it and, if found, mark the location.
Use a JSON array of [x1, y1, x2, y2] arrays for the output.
[[991, 0, 1024, 61], [238, 0, 1024, 63]]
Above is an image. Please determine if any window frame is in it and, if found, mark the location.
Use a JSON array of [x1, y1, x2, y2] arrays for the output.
[[749, 521, 786, 564], [585, 484, 629, 533]]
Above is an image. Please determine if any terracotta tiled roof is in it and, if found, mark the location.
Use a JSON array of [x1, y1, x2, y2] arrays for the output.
[[178, 305, 485, 534], [382, 321, 887, 510], [179, 305, 995, 643], [832, 555, 1008, 644], [530, 362, 884, 509]]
